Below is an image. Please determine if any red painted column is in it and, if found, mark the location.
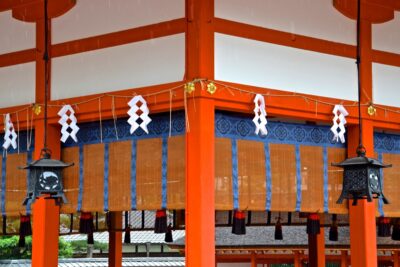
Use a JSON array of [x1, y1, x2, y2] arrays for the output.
[[341, 251, 348, 267], [185, 0, 215, 267], [294, 251, 301, 267], [32, 197, 60, 267], [307, 215, 325, 267], [394, 251, 400, 267], [251, 253, 257, 267], [108, 212, 123, 267], [348, 121, 377, 267], [32, 12, 61, 267], [347, 9, 378, 266]]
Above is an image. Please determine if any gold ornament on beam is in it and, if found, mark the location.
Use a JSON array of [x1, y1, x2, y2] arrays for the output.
[[184, 82, 195, 94], [367, 105, 376, 116], [32, 104, 41, 115], [207, 82, 217, 95]]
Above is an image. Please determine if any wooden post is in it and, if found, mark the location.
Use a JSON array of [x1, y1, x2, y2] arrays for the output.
[[346, 3, 378, 266], [308, 216, 325, 267], [31, 10, 61, 266], [348, 121, 378, 267], [251, 252, 257, 267], [393, 251, 399, 267], [32, 197, 60, 267], [185, 0, 215, 267], [341, 250, 348, 267], [108, 212, 123, 267], [294, 251, 302, 267]]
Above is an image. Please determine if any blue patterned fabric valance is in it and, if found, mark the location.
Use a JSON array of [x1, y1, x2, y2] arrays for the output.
[[63, 112, 185, 147], [215, 111, 345, 148]]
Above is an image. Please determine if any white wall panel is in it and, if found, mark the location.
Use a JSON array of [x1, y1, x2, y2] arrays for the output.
[[215, 34, 358, 101], [0, 11, 35, 54], [373, 63, 400, 107], [52, 0, 185, 44], [215, 0, 356, 45], [0, 63, 35, 108], [51, 34, 185, 100], [373, 13, 400, 54]]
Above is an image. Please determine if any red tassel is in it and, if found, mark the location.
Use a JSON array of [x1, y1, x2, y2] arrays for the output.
[[154, 210, 167, 233], [18, 215, 32, 248], [79, 212, 94, 234], [392, 219, 400, 241], [124, 226, 131, 244], [377, 217, 391, 237], [232, 210, 246, 235], [274, 217, 283, 240], [329, 214, 338, 241], [306, 213, 320, 235], [165, 223, 173, 243]]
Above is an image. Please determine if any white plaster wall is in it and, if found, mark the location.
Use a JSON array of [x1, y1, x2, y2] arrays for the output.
[[373, 63, 400, 107], [215, 34, 358, 101], [51, 34, 185, 100], [0, 62, 35, 108], [52, 0, 185, 44], [373, 12, 400, 54], [0, 11, 35, 54], [215, 0, 356, 45]]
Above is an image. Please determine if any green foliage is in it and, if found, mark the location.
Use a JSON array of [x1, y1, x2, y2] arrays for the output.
[[0, 236, 73, 259]]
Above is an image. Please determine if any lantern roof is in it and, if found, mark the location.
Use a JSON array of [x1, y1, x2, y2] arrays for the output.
[[332, 155, 392, 168], [20, 158, 74, 169]]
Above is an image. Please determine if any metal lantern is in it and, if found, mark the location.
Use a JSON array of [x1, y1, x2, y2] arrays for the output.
[[333, 147, 391, 205], [22, 149, 73, 206]]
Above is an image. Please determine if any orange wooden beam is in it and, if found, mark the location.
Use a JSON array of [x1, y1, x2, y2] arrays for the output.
[[0, 49, 36, 68], [214, 18, 356, 59], [51, 18, 186, 58], [372, 49, 400, 67]]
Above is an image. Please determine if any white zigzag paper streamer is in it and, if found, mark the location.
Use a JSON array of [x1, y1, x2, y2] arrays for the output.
[[330, 105, 348, 143], [3, 113, 17, 150], [58, 105, 79, 143], [127, 95, 152, 134], [253, 94, 268, 136]]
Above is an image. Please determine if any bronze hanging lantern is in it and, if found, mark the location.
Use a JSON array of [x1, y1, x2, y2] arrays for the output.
[[22, 149, 72, 206], [333, 146, 390, 206], [332, 0, 391, 206]]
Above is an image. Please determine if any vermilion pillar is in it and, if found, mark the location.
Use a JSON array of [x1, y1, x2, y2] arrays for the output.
[[348, 121, 378, 267], [347, 8, 378, 266], [307, 222, 325, 267], [185, 0, 215, 267], [108, 212, 123, 267], [341, 251, 348, 267], [294, 251, 301, 267], [32, 12, 62, 266]]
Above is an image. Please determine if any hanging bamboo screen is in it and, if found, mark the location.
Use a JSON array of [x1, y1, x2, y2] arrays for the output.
[[327, 148, 347, 214], [5, 153, 28, 216], [61, 147, 79, 214], [82, 143, 104, 212], [167, 136, 185, 210], [300, 146, 324, 213], [136, 138, 163, 210], [237, 140, 266, 211], [215, 138, 233, 210], [382, 153, 400, 217], [108, 141, 131, 211], [269, 144, 297, 212]]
